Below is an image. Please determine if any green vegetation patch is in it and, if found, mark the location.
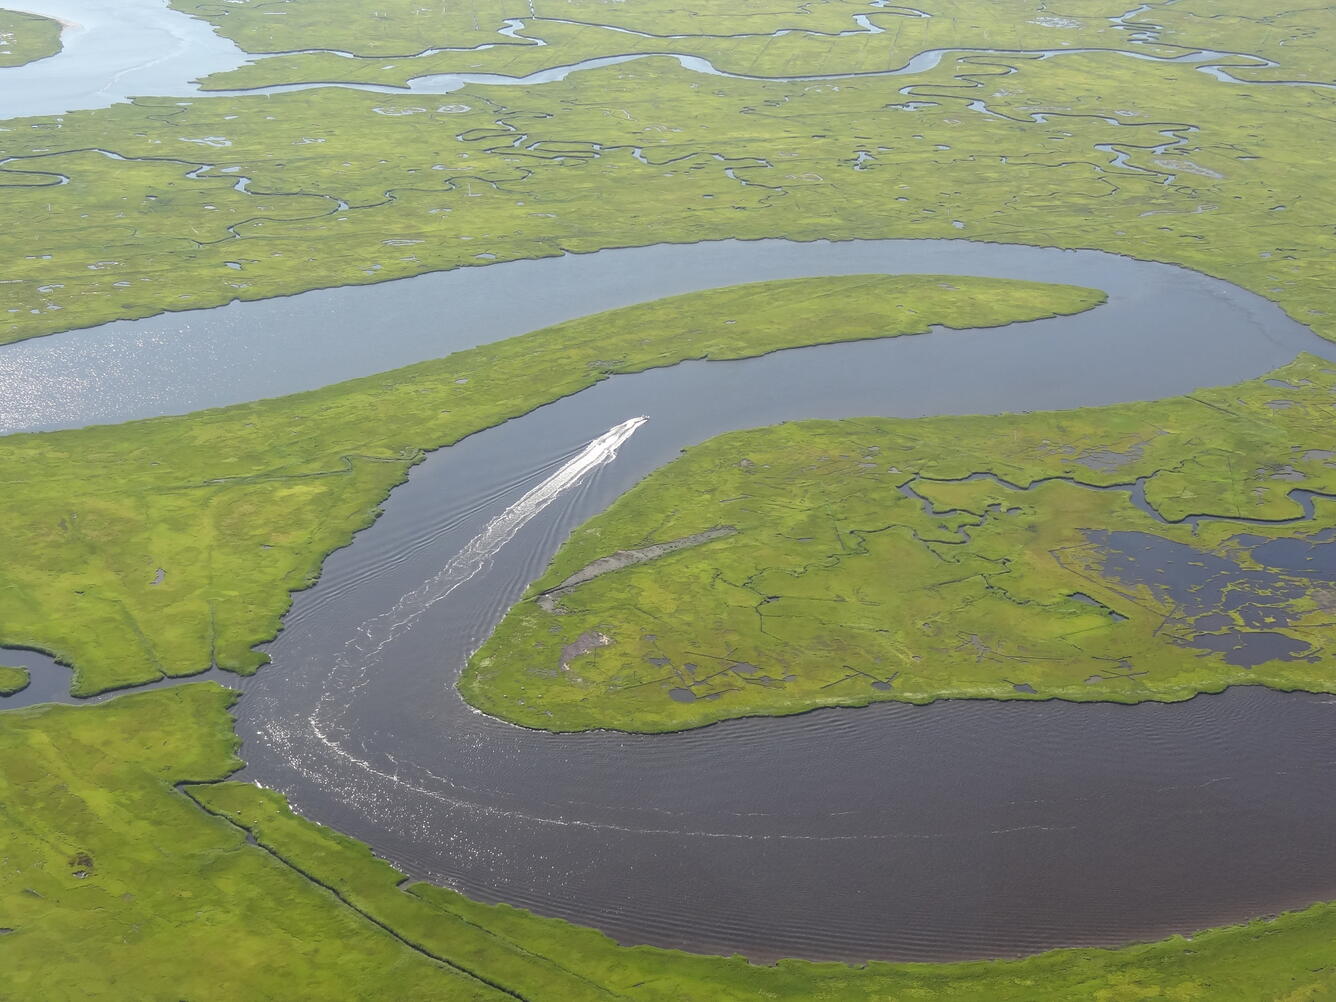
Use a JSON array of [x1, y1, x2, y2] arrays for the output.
[[0, 663, 28, 695], [0, 684, 501, 1001], [463, 355, 1336, 732], [2, 19, 1335, 349], [2, 683, 1332, 999], [190, 769, 1336, 1001], [195, 0, 1155, 91], [180, 0, 1335, 86], [0, 275, 1098, 695], [0, 9, 61, 67]]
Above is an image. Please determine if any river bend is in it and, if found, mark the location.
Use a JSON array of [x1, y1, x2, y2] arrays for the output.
[[4, 0, 1336, 965], [7, 240, 1329, 962]]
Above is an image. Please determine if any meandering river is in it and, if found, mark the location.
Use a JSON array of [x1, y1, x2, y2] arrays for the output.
[[5, 237, 1336, 961], [5, 0, 1336, 966], [0, 237, 1325, 433]]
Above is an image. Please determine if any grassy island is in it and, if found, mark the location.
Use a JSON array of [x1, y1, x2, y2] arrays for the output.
[[2, 683, 1333, 1000], [464, 354, 1336, 731], [0, 663, 28, 695], [176, 0, 1336, 91], [0, 9, 60, 67], [0, 275, 1100, 695], [0, 1, 1333, 349]]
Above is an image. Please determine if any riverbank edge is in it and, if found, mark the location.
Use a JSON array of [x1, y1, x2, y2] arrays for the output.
[[0, 274, 1103, 696], [0, 230, 1326, 350]]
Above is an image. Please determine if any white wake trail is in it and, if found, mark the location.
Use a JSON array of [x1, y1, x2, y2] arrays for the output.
[[347, 415, 649, 659], [299, 416, 648, 778]]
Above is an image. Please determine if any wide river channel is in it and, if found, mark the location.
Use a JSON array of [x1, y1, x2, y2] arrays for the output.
[[6, 238, 1336, 962]]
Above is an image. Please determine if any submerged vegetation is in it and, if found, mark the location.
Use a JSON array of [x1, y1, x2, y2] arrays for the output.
[[3, 684, 1334, 1000], [0, 9, 60, 68], [0, 275, 1097, 694], [465, 355, 1336, 731]]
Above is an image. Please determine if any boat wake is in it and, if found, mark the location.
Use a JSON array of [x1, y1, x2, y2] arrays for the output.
[[295, 416, 648, 778], [349, 415, 648, 660]]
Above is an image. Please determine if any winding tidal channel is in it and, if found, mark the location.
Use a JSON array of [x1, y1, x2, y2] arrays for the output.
[[2, 0, 1326, 121], [6, 239, 1336, 962], [6, 0, 1336, 967]]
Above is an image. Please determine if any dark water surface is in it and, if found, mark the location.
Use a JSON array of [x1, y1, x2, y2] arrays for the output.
[[6, 238, 1336, 961], [215, 320, 1336, 963]]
